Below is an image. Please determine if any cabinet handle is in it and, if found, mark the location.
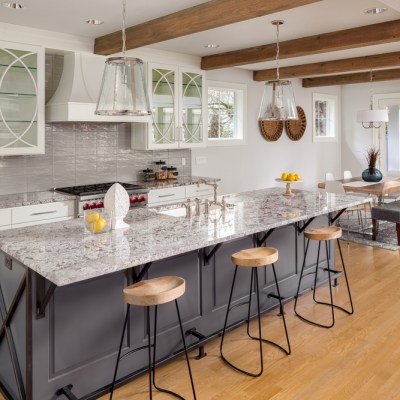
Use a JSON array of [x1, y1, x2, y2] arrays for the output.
[[158, 194, 176, 198], [30, 210, 58, 216]]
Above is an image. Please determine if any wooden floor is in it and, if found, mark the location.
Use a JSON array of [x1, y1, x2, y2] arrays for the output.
[[2, 242, 400, 400]]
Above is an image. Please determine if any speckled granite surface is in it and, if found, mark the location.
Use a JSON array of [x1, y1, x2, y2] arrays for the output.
[[0, 188, 371, 286], [0, 191, 76, 209], [0, 177, 218, 209], [138, 175, 220, 189]]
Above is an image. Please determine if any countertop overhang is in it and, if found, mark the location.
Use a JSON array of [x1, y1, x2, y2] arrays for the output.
[[0, 188, 371, 286]]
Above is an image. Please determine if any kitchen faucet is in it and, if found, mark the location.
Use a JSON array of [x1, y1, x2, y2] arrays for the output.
[[197, 179, 219, 205]]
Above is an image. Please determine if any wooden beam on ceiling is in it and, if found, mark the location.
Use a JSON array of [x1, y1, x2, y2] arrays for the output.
[[302, 68, 400, 87], [201, 19, 400, 70], [253, 51, 400, 81], [94, 0, 320, 56]]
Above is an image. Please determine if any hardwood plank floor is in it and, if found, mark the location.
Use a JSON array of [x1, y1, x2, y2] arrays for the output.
[[1, 243, 399, 400]]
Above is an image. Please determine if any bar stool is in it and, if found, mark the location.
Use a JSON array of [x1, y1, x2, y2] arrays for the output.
[[294, 226, 354, 329], [110, 276, 197, 400], [220, 247, 291, 377]]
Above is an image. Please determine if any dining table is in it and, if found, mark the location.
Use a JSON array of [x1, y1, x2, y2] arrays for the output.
[[318, 177, 400, 205]]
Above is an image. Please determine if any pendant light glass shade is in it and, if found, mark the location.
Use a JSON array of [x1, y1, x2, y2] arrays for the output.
[[95, 0, 151, 117], [258, 20, 298, 122], [95, 57, 151, 116], [259, 80, 298, 121]]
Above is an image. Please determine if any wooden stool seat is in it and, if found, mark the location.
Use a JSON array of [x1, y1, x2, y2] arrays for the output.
[[123, 276, 185, 306], [304, 226, 342, 241], [231, 247, 278, 267]]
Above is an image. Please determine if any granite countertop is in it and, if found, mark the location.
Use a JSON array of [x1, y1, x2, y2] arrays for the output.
[[138, 175, 220, 189], [0, 188, 371, 287], [0, 177, 218, 209], [0, 191, 76, 209]]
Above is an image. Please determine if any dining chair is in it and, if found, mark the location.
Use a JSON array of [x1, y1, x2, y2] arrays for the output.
[[325, 172, 335, 182], [384, 170, 400, 202], [343, 170, 352, 179], [325, 181, 367, 244]]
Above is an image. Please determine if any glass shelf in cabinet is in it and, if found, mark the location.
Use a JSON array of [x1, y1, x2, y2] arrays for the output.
[[0, 63, 37, 71], [0, 91, 36, 97]]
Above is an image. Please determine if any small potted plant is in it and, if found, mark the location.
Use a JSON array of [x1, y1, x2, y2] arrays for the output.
[[362, 146, 383, 182]]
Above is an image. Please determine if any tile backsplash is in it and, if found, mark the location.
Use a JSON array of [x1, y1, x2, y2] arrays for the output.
[[0, 122, 192, 195]]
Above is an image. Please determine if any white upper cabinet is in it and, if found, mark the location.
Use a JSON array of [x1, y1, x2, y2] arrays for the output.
[[132, 62, 206, 150], [0, 41, 44, 155]]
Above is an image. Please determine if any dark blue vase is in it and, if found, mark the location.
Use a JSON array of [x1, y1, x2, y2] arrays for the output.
[[362, 166, 383, 182]]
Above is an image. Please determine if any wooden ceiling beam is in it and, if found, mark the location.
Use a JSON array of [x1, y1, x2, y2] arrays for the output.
[[253, 51, 400, 81], [94, 0, 320, 56], [302, 68, 400, 88], [201, 19, 400, 70]]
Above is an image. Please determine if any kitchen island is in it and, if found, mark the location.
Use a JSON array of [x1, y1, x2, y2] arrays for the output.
[[0, 188, 370, 400]]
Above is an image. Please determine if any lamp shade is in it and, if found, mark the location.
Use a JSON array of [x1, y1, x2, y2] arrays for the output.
[[258, 80, 298, 121], [95, 57, 151, 116], [356, 109, 388, 123]]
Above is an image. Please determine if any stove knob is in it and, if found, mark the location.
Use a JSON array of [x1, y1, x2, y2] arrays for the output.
[[91, 202, 98, 209], [98, 202, 104, 208], [139, 196, 146, 202], [130, 197, 136, 204], [83, 203, 91, 210]]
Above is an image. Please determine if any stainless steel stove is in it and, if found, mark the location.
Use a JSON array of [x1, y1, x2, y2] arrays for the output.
[[54, 182, 149, 216]]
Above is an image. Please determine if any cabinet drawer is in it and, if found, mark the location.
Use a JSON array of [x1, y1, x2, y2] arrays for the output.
[[185, 184, 214, 199], [0, 208, 12, 227], [12, 201, 75, 225], [148, 187, 186, 205]]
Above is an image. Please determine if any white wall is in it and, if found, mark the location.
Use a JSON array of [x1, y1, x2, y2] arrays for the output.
[[341, 80, 400, 176], [192, 68, 342, 195]]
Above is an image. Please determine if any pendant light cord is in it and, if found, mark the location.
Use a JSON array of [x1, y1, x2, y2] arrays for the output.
[[369, 70, 373, 110], [275, 22, 280, 81], [122, 0, 126, 57]]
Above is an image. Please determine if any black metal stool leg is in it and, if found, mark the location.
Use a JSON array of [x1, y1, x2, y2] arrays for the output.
[[152, 305, 189, 399], [246, 268, 255, 338], [312, 241, 322, 303], [294, 238, 310, 314], [336, 239, 354, 315], [110, 304, 130, 400], [147, 307, 153, 400], [270, 263, 291, 355]]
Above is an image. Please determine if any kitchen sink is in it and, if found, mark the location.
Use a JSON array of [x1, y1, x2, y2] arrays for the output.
[[157, 207, 187, 218]]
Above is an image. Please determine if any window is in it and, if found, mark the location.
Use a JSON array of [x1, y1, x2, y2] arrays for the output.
[[207, 81, 247, 146], [312, 93, 338, 142]]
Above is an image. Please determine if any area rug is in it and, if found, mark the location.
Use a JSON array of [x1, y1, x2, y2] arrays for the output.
[[338, 211, 399, 251]]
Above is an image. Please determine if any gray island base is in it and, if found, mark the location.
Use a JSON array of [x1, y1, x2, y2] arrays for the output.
[[0, 188, 370, 400]]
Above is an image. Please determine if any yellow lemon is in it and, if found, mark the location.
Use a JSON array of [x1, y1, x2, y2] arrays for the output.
[[294, 173, 301, 181], [288, 173, 295, 181], [89, 218, 107, 233], [281, 172, 288, 181], [85, 211, 100, 224]]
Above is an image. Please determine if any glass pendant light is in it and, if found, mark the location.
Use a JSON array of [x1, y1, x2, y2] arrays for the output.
[[95, 0, 151, 116], [356, 71, 388, 129], [258, 20, 298, 121]]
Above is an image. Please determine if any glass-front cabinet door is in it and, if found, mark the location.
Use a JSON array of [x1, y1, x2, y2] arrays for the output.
[[0, 41, 44, 155], [180, 70, 205, 146], [150, 65, 179, 148]]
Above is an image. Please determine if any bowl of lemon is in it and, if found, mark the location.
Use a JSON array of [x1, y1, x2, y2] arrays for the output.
[[84, 208, 111, 234], [275, 172, 302, 197]]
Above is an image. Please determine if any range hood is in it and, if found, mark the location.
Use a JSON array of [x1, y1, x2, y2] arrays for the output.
[[45, 52, 151, 123]]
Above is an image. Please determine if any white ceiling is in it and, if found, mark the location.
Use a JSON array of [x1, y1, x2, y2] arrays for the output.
[[1, 0, 400, 71]]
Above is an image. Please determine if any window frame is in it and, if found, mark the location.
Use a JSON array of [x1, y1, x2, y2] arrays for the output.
[[206, 80, 247, 146], [312, 93, 338, 143]]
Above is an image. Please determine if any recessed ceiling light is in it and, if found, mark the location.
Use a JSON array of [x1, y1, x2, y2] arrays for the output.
[[2, 2, 24, 9], [204, 44, 220, 49], [85, 19, 104, 25], [364, 7, 387, 14]]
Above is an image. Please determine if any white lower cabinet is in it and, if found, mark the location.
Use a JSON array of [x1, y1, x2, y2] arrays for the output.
[[0, 208, 12, 230], [148, 186, 186, 206], [148, 184, 214, 206], [0, 200, 75, 229]]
